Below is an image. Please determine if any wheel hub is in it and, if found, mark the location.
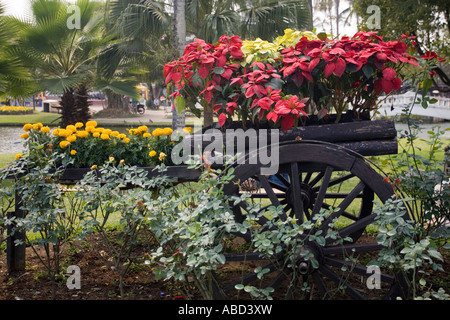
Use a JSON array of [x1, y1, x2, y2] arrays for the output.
[[286, 182, 316, 210], [290, 242, 323, 275]]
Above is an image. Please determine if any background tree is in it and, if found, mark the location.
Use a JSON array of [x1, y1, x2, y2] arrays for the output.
[[0, 3, 34, 101], [109, 0, 311, 127], [12, 0, 137, 125], [353, 0, 450, 91]]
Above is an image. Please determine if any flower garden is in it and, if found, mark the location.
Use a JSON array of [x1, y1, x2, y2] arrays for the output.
[[0, 28, 449, 301], [0, 106, 33, 115], [17, 120, 188, 168]]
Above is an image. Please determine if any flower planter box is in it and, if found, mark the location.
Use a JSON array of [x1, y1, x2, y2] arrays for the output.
[[58, 165, 202, 185], [191, 118, 398, 158]]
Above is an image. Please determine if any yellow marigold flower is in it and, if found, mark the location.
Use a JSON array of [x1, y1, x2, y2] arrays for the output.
[[100, 133, 110, 140], [152, 128, 163, 137], [67, 135, 77, 143], [93, 132, 100, 138], [118, 133, 126, 139], [143, 132, 151, 138], [66, 125, 77, 133], [15, 153, 23, 160], [163, 127, 173, 136], [123, 138, 130, 143], [90, 164, 97, 170], [20, 133, 29, 139], [32, 123, 42, 131], [75, 122, 84, 128], [76, 130, 89, 138], [86, 120, 97, 128], [70, 150, 77, 156], [119, 159, 125, 165], [23, 123, 32, 132], [138, 125, 148, 133], [40, 126, 50, 133], [58, 129, 71, 138], [149, 150, 157, 157], [85, 125, 95, 133], [159, 152, 166, 161], [183, 127, 192, 134], [60, 141, 70, 149], [111, 131, 120, 137], [52, 128, 59, 136], [103, 129, 112, 135], [109, 156, 115, 162]]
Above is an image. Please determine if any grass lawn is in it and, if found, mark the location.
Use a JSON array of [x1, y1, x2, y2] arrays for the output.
[[0, 111, 60, 125], [0, 153, 15, 168]]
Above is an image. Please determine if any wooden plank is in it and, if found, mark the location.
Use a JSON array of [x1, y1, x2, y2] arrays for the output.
[[6, 191, 26, 274], [59, 166, 201, 184], [279, 119, 397, 142], [185, 119, 398, 158]]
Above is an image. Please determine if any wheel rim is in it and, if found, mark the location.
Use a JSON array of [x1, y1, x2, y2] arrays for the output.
[[213, 141, 408, 300]]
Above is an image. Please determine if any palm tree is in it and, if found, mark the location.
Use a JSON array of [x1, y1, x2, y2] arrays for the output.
[[187, 0, 311, 42], [107, 0, 312, 126], [0, 3, 34, 100], [14, 0, 116, 126]]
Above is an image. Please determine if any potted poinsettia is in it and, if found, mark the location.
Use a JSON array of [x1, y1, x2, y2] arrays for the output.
[[163, 29, 427, 131]]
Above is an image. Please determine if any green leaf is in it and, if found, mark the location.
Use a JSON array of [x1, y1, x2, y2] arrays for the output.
[[317, 32, 328, 41], [362, 65, 373, 79], [174, 96, 186, 114], [213, 67, 225, 75]]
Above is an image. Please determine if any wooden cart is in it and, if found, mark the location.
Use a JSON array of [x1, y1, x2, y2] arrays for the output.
[[6, 118, 408, 300]]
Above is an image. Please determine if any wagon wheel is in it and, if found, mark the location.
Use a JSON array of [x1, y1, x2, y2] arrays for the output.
[[213, 141, 409, 300]]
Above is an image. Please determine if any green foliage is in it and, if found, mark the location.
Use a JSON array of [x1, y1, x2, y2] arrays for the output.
[[77, 160, 174, 297], [353, 0, 450, 58], [370, 198, 446, 299], [147, 162, 241, 299]]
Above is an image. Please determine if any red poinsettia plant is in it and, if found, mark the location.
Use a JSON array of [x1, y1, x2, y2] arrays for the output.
[[164, 31, 431, 131]]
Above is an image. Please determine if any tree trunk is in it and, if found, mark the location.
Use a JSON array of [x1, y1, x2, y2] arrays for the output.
[[173, 0, 187, 129], [74, 83, 91, 124], [105, 90, 129, 112], [335, 0, 340, 36], [60, 89, 75, 127]]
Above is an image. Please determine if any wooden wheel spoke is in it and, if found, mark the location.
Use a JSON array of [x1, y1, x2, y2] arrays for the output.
[[319, 265, 367, 300], [333, 214, 376, 242], [323, 257, 395, 284], [324, 242, 383, 255], [324, 193, 363, 199], [309, 171, 325, 187], [311, 166, 333, 218], [313, 272, 331, 299], [312, 173, 355, 192], [258, 175, 282, 207], [275, 173, 290, 187], [223, 261, 279, 292], [270, 267, 291, 290], [319, 181, 366, 232], [267, 180, 288, 192], [303, 172, 313, 185], [224, 252, 267, 262], [289, 162, 304, 223], [321, 202, 359, 222]]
